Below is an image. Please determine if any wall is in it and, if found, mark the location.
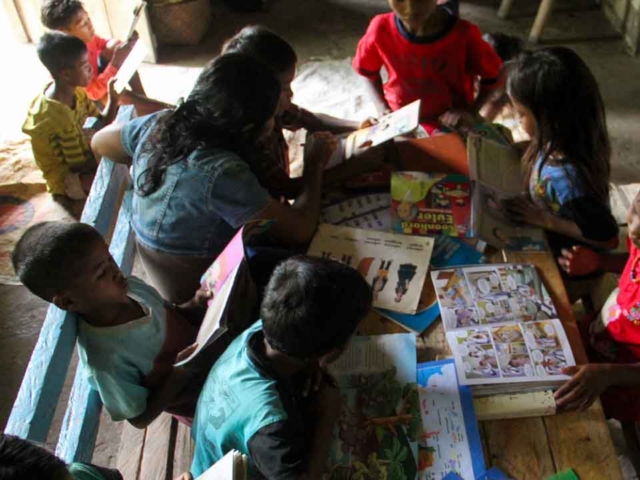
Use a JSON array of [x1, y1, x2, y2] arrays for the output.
[[604, 0, 640, 55]]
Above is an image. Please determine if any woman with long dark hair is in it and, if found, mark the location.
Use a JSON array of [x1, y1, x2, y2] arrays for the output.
[[92, 53, 335, 302]]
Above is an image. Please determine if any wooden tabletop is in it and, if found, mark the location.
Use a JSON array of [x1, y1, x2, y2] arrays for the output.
[[358, 247, 623, 480]]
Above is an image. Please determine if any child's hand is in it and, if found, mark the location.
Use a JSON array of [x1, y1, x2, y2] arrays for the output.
[[439, 109, 477, 130], [558, 246, 602, 277], [107, 78, 121, 105], [111, 32, 138, 69], [503, 195, 550, 228], [358, 116, 378, 129], [305, 132, 338, 169], [554, 364, 612, 412]]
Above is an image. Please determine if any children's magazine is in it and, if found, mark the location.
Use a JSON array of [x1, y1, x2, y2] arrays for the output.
[[320, 193, 391, 232], [196, 449, 247, 480], [391, 172, 471, 237], [417, 359, 485, 480], [431, 264, 575, 394], [307, 224, 434, 314], [325, 334, 420, 480], [467, 134, 546, 251]]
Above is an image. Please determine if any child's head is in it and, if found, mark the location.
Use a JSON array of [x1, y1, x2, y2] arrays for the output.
[[222, 25, 297, 112], [41, 0, 94, 43], [507, 47, 611, 201], [37, 32, 92, 86], [139, 52, 281, 196], [388, 0, 438, 32], [260, 256, 372, 366], [12, 222, 129, 315], [0, 434, 70, 480]]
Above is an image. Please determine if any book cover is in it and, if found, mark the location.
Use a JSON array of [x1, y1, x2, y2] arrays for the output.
[[325, 334, 420, 479], [307, 224, 434, 314], [391, 172, 471, 238], [417, 359, 485, 480]]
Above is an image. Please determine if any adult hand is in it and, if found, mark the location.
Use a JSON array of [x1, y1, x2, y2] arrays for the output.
[[554, 364, 612, 412], [111, 31, 139, 69], [558, 246, 602, 277], [305, 131, 338, 169]]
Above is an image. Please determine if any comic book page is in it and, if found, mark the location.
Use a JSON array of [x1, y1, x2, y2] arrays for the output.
[[417, 360, 485, 480], [467, 134, 546, 251], [307, 224, 434, 314], [391, 172, 471, 238], [325, 334, 420, 480], [320, 193, 391, 232]]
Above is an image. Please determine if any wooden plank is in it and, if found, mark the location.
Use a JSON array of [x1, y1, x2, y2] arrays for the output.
[[139, 414, 176, 480], [482, 417, 556, 479], [117, 422, 146, 480], [172, 422, 195, 478], [2, 0, 30, 42], [55, 366, 102, 463], [13, 0, 43, 44]]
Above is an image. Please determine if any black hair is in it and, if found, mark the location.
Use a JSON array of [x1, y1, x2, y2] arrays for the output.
[[138, 52, 281, 196], [36, 31, 87, 76], [507, 47, 611, 201], [41, 0, 84, 30], [261, 256, 373, 359], [483, 33, 525, 63], [12, 221, 104, 302], [222, 25, 297, 74], [0, 434, 69, 480]]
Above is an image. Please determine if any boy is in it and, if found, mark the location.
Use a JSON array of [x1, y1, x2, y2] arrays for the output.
[[23, 32, 119, 201], [12, 221, 209, 428], [353, 0, 503, 134], [190, 256, 373, 479]]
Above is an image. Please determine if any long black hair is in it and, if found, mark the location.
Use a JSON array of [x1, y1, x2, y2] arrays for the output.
[[507, 47, 611, 201], [138, 52, 281, 196]]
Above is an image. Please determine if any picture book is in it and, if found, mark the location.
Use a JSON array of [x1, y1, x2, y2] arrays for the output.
[[325, 333, 420, 480], [417, 359, 485, 480], [113, 40, 148, 94], [307, 224, 434, 314], [376, 237, 485, 335], [391, 172, 471, 238], [431, 264, 576, 393], [320, 193, 391, 232], [196, 449, 247, 480], [467, 134, 546, 251], [126, 0, 147, 40]]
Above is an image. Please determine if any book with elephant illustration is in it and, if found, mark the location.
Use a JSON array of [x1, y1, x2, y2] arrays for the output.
[[307, 224, 434, 314], [324, 333, 420, 479], [430, 264, 576, 394]]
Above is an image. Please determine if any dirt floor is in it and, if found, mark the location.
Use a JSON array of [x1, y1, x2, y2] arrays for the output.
[[2, 0, 640, 477]]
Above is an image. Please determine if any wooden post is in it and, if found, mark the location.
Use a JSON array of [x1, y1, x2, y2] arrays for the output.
[[530, 0, 554, 43], [498, 0, 515, 19]]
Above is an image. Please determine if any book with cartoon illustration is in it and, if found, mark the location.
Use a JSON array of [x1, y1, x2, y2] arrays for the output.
[[430, 264, 576, 393], [391, 172, 472, 238], [307, 224, 434, 314], [467, 134, 546, 251], [324, 333, 420, 480], [417, 359, 485, 480]]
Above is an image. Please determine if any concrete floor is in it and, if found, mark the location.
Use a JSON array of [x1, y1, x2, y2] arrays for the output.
[[2, 0, 640, 474]]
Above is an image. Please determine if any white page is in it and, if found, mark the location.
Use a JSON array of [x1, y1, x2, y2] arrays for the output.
[[113, 41, 148, 94]]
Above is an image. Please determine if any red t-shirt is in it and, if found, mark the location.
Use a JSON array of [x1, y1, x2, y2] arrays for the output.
[[85, 35, 118, 101], [353, 12, 502, 130]]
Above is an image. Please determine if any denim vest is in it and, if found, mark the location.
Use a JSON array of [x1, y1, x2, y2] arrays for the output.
[[121, 112, 271, 257], [190, 321, 289, 477]]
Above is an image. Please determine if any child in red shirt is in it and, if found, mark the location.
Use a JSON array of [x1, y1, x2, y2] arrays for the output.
[[555, 189, 640, 421], [353, 0, 502, 134]]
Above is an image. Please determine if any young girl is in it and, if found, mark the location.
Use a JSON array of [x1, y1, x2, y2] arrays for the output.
[[555, 190, 640, 461], [504, 47, 618, 259], [222, 25, 384, 199]]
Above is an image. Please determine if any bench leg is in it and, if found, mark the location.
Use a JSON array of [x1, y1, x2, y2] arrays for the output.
[[498, 0, 515, 19], [529, 0, 554, 43]]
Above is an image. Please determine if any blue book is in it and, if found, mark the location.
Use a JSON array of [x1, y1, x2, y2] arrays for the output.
[[416, 359, 485, 479]]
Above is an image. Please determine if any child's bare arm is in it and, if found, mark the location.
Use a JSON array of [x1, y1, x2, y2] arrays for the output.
[[558, 246, 627, 277], [99, 79, 121, 125], [361, 74, 391, 118], [295, 109, 360, 135], [91, 123, 132, 165], [555, 363, 640, 412], [174, 287, 212, 327]]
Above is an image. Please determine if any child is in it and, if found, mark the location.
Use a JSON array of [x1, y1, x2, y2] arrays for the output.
[[0, 433, 123, 480], [12, 221, 210, 428], [222, 25, 384, 199], [190, 256, 373, 478], [353, 0, 503, 134], [41, 0, 169, 114], [503, 47, 618, 260], [23, 32, 119, 202]]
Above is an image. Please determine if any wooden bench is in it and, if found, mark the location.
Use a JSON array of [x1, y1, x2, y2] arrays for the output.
[[4, 108, 193, 479]]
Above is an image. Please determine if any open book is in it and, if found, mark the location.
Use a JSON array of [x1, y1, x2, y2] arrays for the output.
[[325, 334, 420, 479], [307, 224, 434, 314], [467, 134, 546, 251], [196, 449, 247, 480], [431, 264, 575, 395]]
